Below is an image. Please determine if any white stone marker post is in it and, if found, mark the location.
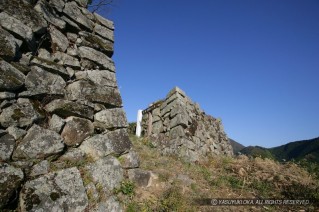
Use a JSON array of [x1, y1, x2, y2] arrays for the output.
[[136, 110, 143, 137]]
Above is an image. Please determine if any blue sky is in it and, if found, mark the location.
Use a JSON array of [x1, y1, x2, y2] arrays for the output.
[[94, 0, 319, 148]]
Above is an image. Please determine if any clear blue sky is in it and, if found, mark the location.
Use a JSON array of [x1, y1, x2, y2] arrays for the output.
[[94, 0, 319, 148]]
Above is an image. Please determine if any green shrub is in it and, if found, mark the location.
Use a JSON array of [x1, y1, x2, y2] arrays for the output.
[[117, 180, 135, 197]]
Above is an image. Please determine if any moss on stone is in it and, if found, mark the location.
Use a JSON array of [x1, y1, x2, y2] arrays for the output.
[[10, 62, 31, 74], [11, 108, 26, 120], [86, 34, 113, 52], [49, 192, 60, 201], [33, 57, 62, 68], [0, 35, 15, 60]]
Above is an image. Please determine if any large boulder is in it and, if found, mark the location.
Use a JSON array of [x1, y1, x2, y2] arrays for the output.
[[19, 167, 88, 211], [0, 163, 24, 208], [12, 125, 64, 160]]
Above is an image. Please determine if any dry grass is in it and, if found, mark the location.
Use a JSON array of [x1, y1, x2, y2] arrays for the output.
[[124, 135, 319, 211]]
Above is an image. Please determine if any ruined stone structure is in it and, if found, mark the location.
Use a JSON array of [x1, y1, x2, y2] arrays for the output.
[[0, 0, 146, 211], [141, 87, 233, 162]]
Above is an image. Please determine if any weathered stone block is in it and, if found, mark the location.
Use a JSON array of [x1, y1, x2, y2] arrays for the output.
[[94, 108, 128, 129], [23, 66, 66, 97], [128, 169, 152, 187], [61, 116, 94, 147], [6, 126, 26, 140], [0, 27, 20, 61], [0, 133, 15, 161], [52, 51, 81, 69], [80, 129, 132, 160], [0, 99, 45, 128], [84, 156, 123, 192], [12, 124, 64, 160], [93, 13, 114, 30], [119, 150, 140, 169], [34, 0, 66, 30], [49, 26, 69, 52], [45, 99, 94, 120], [0, 59, 25, 92], [63, 1, 93, 30], [170, 113, 188, 129], [94, 24, 114, 42], [19, 167, 88, 212], [0, 163, 24, 208], [75, 70, 117, 87], [30, 57, 69, 79], [0, 92, 15, 100], [48, 114, 65, 133], [0, 0, 47, 34], [78, 46, 115, 72], [169, 125, 185, 139], [30, 160, 49, 177], [66, 80, 122, 107], [79, 31, 114, 57]]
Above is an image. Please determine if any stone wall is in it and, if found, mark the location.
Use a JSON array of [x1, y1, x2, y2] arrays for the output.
[[141, 87, 233, 162], [0, 0, 144, 211]]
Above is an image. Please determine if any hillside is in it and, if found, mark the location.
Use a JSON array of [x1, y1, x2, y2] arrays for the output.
[[229, 138, 245, 154], [270, 137, 319, 163], [240, 137, 319, 163], [121, 135, 319, 211]]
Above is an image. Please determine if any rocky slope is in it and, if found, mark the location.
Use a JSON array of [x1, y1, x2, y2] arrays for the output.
[[141, 87, 233, 162], [0, 0, 149, 211]]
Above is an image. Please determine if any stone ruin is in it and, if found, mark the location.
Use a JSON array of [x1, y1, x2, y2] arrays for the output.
[[141, 87, 233, 162], [0, 0, 149, 211]]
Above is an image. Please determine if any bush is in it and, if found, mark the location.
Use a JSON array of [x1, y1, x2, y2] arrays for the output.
[[116, 180, 135, 197]]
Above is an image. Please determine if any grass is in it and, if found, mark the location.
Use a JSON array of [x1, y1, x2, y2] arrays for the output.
[[116, 180, 135, 197], [124, 135, 319, 211]]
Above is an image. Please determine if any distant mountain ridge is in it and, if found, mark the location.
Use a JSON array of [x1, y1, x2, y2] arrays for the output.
[[240, 137, 319, 163], [228, 138, 245, 154]]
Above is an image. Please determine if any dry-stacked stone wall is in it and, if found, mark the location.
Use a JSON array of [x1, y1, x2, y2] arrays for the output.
[[0, 0, 146, 211], [141, 87, 233, 162]]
